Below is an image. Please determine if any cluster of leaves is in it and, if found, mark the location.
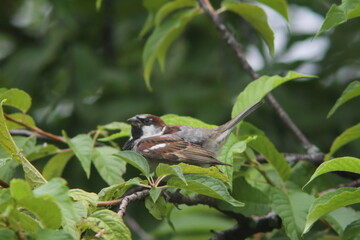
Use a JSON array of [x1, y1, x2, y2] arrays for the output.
[[1, 0, 360, 239]]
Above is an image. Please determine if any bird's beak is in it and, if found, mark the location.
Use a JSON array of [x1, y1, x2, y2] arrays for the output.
[[127, 116, 140, 126]]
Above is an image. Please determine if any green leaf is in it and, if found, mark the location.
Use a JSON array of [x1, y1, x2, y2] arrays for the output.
[[10, 179, 33, 200], [92, 146, 126, 185], [98, 179, 140, 201], [70, 189, 98, 213], [27, 144, 59, 161], [34, 178, 85, 239], [217, 135, 247, 183], [271, 187, 314, 240], [143, 8, 200, 90], [304, 187, 360, 233], [324, 207, 360, 236], [161, 114, 216, 128], [66, 134, 93, 178], [114, 151, 151, 178], [156, 163, 187, 185], [42, 151, 74, 180], [316, 0, 360, 37], [168, 174, 244, 207], [177, 163, 229, 183], [255, 0, 289, 21], [0, 100, 19, 157], [149, 188, 163, 202], [85, 209, 131, 240], [98, 122, 131, 142], [0, 88, 32, 113], [304, 157, 360, 188], [6, 113, 36, 130], [231, 71, 316, 118], [0, 229, 16, 240], [343, 219, 360, 240], [248, 135, 291, 181], [155, 0, 197, 26], [96, 0, 103, 10], [327, 81, 360, 118], [29, 229, 76, 240], [325, 123, 360, 160], [222, 0, 274, 55], [19, 195, 63, 229], [145, 196, 170, 220], [217, 177, 270, 217]]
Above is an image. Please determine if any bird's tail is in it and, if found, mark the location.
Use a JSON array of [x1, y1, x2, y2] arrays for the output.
[[221, 100, 264, 131]]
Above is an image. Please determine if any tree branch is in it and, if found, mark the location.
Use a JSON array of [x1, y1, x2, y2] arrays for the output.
[[0, 179, 9, 188], [257, 152, 324, 165], [117, 189, 150, 216], [5, 113, 66, 143], [197, 0, 320, 154]]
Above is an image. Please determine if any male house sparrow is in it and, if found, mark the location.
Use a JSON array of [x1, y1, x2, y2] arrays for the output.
[[123, 100, 263, 168]]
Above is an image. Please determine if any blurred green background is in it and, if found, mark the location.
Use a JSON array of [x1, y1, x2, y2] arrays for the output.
[[1, 0, 359, 238]]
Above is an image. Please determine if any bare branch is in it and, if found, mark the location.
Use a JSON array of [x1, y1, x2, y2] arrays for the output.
[[320, 178, 360, 196], [197, 0, 320, 154], [117, 189, 150, 216], [257, 152, 324, 165], [0, 179, 9, 188]]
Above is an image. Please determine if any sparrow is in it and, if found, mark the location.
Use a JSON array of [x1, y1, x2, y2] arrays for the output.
[[123, 100, 263, 168]]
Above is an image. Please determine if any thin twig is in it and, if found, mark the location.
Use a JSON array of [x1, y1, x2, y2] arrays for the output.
[[5, 113, 66, 143], [257, 152, 324, 165], [197, 0, 320, 154], [124, 215, 155, 240], [0, 179, 10, 188], [319, 178, 360, 196], [97, 198, 123, 206], [117, 189, 150, 216]]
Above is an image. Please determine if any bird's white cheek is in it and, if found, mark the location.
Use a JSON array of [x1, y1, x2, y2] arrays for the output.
[[141, 125, 162, 137]]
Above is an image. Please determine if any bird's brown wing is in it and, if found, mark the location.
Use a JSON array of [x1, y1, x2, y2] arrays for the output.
[[135, 136, 229, 166]]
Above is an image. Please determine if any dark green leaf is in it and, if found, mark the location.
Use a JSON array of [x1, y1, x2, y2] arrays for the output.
[[325, 123, 360, 160], [114, 151, 150, 178], [29, 229, 76, 240], [42, 151, 74, 180], [27, 144, 59, 161], [143, 8, 200, 90], [222, 1, 274, 55], [67, 134, 93, 178], [0, 230, 16, 240], [145, 196, 170, 220], [168, 174, 244, 207], [98, 180, 138, 201], [343, 219, 360, 240], [248, 135, 291, 181], [324, 207, 360, 236], [327, 81, 360, 118]]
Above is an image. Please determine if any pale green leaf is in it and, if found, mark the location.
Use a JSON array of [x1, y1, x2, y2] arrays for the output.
[[248, 135, 291, 181], [98, 179, 141, 201], [145, 196, 169, 220], [92, 146, 126, 185], [256, 0, 289, 21], [19, 195, 62, 229], [222, 1, 274, 55], [0, 100, 19, 157], [156, 163, 187, 185], [143, 8, 200, 90], [67, 134, 93, 178], [29, 229, 76, 240], [6, 113, 36, 130], [155, 0, 197, 26], [34, 178, 85, 239], [327, 81, 360, 118], [96, 0, 103, 10], [168, 174, 244, 207], [343, 219, 360, 240], [304, 187, 360, 233], [325, 123, 360, 160], [324, 207, 360, 236], [20, 152, 47, 188], [114, 151, 150, 178], [231, 71, 316, 118], [10, 179, 33, 200], [70, 189, 98, 214], [304, 157, 360, 187], [42, 151, 74, 180], [161, 114, 216, 128], [0, 88, 32, 113], [217, 135, 247, 183], [271, 187, 314, 239], [177, 163, 229, 183], [11, 209, 42, 231], [85, 209, 131, 240], [149, 188, 163, 202], [27, 144, 59, 161]]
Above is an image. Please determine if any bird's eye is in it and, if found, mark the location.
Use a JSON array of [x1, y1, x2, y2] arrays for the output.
[[142, 118, 151, 125]]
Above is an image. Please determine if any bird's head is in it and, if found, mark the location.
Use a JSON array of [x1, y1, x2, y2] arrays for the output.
[[127, 114, 166, 139]]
